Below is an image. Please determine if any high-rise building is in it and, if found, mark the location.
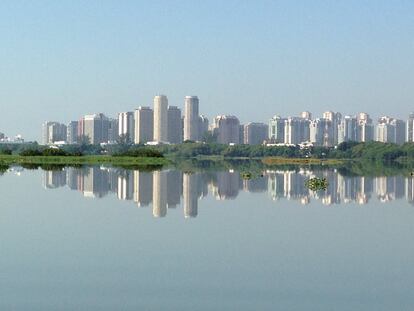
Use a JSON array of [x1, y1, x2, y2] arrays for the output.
[[153, 95, 168, 143], [184, 96, 200, 141], [212, 115, 241, 144], [310, 118, 331, 146], [357, 112, 374, 142], [66, 121, 79, 144], [118, 112, 135, 143], [394, 119, 407, 145], [108, 118, 119, 143], [284, 117, 310, 145], [167, 106, 183, 144], [407, 113, 414, 143], [134, 106, 154, 144], [244, 122, 268, 145], [269, 115, 286, 143], [42, 121, 67, 145], [376, 117, 395, 143], [80, 113, 109, 144], [300, 111, 312, 120], [338, 115, 358, 143], [376, 116, 406, 144], [198, 115, 209, 141], [323, 111, 342, 146]]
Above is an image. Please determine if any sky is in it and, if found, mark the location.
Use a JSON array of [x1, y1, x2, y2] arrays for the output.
[[1, 0, 414, 141]]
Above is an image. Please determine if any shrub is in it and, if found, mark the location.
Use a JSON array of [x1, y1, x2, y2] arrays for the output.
[[42, 148, 68, 156], [19, 149, 42, 156]]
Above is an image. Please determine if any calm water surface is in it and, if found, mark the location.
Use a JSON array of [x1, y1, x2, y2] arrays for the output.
[[1, 165, 414, 310]]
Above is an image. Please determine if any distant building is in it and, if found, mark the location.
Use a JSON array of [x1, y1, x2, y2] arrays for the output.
[[244, 122, 268, 145], [407, 113, 414, 143], [67, 121, 79, 144], [269, 115, 286, 143], [167, 106, 183, 144], [322, 111, 342, 146], [79, 113, 109, 144], [184, 96, 200, 141], [198, 115, 209, 141], [134, 106, 154, 144], [42, 121, 67, 145], [338, 115, 358, 143], [391, 119, 406, 145], [284, 117, 310, 145], [376, 116, 406, 144], [310, 118, 333, 147], [118, 111, 135, 143], [108, 118, 119, 143], [212, 115, 241, 144], [357, 112, 374, 142], [300, 111, 312, 120], [153, 95, 168, 143]]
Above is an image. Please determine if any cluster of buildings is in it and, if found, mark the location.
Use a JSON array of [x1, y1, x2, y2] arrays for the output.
[[42, 95, 211, 145], [40, 167, 414, 218], [42, 97, 414, 146], [269, 111, 412, 146], [0, 132, 25, 144]]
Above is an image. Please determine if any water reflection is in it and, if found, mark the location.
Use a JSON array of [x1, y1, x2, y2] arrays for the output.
[[39, 167, 414, 217]]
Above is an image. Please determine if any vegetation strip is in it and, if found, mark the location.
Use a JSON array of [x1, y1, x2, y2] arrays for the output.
[[0, 155, 168, 166]]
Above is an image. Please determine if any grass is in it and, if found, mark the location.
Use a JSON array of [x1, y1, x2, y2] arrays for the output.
[[0, 155, 169, 166], [262, 157, 346, 165]]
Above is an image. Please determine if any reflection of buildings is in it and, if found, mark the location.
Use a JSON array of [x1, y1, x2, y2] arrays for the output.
[[152, 170, 167, 218], [183, 173, 199, 218], [40, 166, 414, 216], [42, 170, 67, 189], [406, 177, 414, 205], [243, 176, 267, 193], [355, 177, 373, 205], [166, 170, 182, 208], [284, 170, 309, 203], [213, 171, 241, 200], [133, 170, 153, 207], [80, 167, 110, 198], [375, 176, 405, 202], [117, 170, 134, 200], [267, 170, 285, 201]]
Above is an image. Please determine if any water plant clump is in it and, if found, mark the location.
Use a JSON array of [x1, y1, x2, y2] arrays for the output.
[[306, 177, 329, 191]]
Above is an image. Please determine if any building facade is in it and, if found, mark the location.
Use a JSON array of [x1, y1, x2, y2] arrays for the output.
[[244, 122, 268, 145], [118, 111, 135, 143], [213, 115, 241, 144], [80, 113, 109, 144], [167, 106, 183, 144], [67, 121, 79, 144], [153, 95, 168, 143], [183, 96, 200, 141], [269, 116, 286, 143], [134, 106, 154, 144]]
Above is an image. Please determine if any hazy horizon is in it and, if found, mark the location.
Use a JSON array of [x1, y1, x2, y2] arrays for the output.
[[1, 0, 414, 141]]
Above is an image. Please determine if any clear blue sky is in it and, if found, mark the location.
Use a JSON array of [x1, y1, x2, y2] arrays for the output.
[[1, 0, 413, 141]]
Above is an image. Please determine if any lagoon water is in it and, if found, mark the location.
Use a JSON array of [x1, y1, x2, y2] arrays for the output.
[[1, 165, 414, 310]]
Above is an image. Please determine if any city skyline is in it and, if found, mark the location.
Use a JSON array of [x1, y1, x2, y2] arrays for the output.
[[37, 99, 414, 146], [1, 1, 414, 140]]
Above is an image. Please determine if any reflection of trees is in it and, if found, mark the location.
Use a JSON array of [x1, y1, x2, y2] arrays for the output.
[[0, 164, 9, 175]]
